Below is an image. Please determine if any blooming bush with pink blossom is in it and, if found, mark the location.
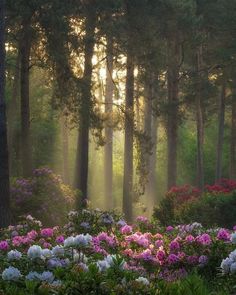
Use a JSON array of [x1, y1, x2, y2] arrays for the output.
[[11, 168, 77, 226], [0, 211, 235, 294], [154, 180, 236, 228]]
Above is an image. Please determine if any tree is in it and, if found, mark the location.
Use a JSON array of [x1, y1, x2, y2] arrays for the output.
[[20, 15, 33, 177], [104, 34, 114, 210], [167, 33, 180, 189], [0, 0, 11, 227], [215, 76, 226, 180], [74, 3, 96, 206]]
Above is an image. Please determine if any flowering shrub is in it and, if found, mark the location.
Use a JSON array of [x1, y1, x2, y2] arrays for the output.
[[205, 179, 236, 194], [153, 185, 201, 226], [154, 180, 236, 228], [0, 212, 236, 294], [11, 168, 77, 226]]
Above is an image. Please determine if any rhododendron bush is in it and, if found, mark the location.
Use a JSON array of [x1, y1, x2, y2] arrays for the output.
[[154, 180, 236, 228], [0, 212, 236, 294], [11, 168, 77, 226]]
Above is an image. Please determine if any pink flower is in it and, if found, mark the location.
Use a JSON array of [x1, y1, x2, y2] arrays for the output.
[[120, 225, 132, 235], [56, 235, 65, 243], [12, 236, 23, 247], [185, 235, 195, 243], [0, 240, 9, 251], [123, 249, 133, 257], [167, 254, 179, 264], [156, 250, 165, 261], [169, 240, 180, 251], [43, 242, 52, 248], [166, 226, 174, 232], [217, 229, 231, 241], [197, 234, 212, 246], [136, 216, 148, 223], [155, 240, 164, 248], [27, 230, 38, 240], [41, 228, 54, 238]]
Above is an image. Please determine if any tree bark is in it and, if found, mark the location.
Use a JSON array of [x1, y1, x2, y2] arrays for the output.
[[167, 36, 180, 189], [20, 18, 33, 177], [216, 78, 226, 181], [0, 0, 11, 227], [104, 34, 114, 210], [196, 46, 205, 191], [74, 8, 96, 207], [61, 115, 69, 184], [230, 80, 236, 179], [122, 46, 135, 222], [146, 74, 158, 214]]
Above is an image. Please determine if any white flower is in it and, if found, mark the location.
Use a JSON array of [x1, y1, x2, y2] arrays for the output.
[[96, 255, 125, 272], [40, 271, 55, 283], [220, 258, 233, 274], [231, 262, 236, 274], [64, 236, 75, 248], [229, 250, 236, 262], [26, 271, 54, 283], [96, 260, 110, 272], [42, 249, 52, 259], [2, 266, 22, 281], [26, 271, 41, 281], [231, 233, 236, 244], [50, 280, 62, 287], [73, 251, 88, 263], [135, 276, 149, 285], [27, 245, 43, 259], [74, 234, 92, 247], [7, 250, 22, 261], [52, 245, 64, 257]]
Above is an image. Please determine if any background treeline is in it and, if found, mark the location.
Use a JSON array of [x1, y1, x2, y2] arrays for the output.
[[2, 0, 236, 222]]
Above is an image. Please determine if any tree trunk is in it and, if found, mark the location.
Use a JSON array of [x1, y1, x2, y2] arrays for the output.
[[74, 8, 96, 207], [216, 78, 226, 181], [0, 0, 11, 227], [61, 115, 69, 184], [230, 81, 236, 179], [146, 74, 158, 215], [104, 34, 114, 210], [167, 36, 180, 189], [20, 18, 32, 177], [122, 46, 135, 222], [196, 46, 205, 191]]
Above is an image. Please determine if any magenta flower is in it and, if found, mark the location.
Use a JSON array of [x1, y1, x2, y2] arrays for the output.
[[197, 234, 212, 245], [169, 240, 180, 252], [167, 254, 179, 264], [0, 241, 9, 251], [217, 229, 231, 241], [41, 228, 54, 238], [156, 250, 165, 261], [120, 225, 132, 235], [56, 236, 65, 244], [166, 226, 174, 232], [185, 235, 195, 243]]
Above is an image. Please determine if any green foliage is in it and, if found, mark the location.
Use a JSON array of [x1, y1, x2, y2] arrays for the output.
[[176, 192, 236, 228], [154, 190, 236, 228]]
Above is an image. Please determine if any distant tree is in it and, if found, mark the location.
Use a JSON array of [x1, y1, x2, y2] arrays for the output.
[[0, 0, 11, 227], [74, 2, 96, 206]]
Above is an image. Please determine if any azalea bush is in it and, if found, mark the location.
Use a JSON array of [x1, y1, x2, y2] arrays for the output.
[[0, 212, 236, 294], [11, 168, 77, 226], [154, 180, 236, 228]]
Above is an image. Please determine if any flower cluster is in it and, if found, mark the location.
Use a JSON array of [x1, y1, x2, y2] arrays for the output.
[[0, 211, 236, 294]]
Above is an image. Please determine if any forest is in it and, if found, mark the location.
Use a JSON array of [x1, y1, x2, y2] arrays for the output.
[[1, 0, 236, 294]]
